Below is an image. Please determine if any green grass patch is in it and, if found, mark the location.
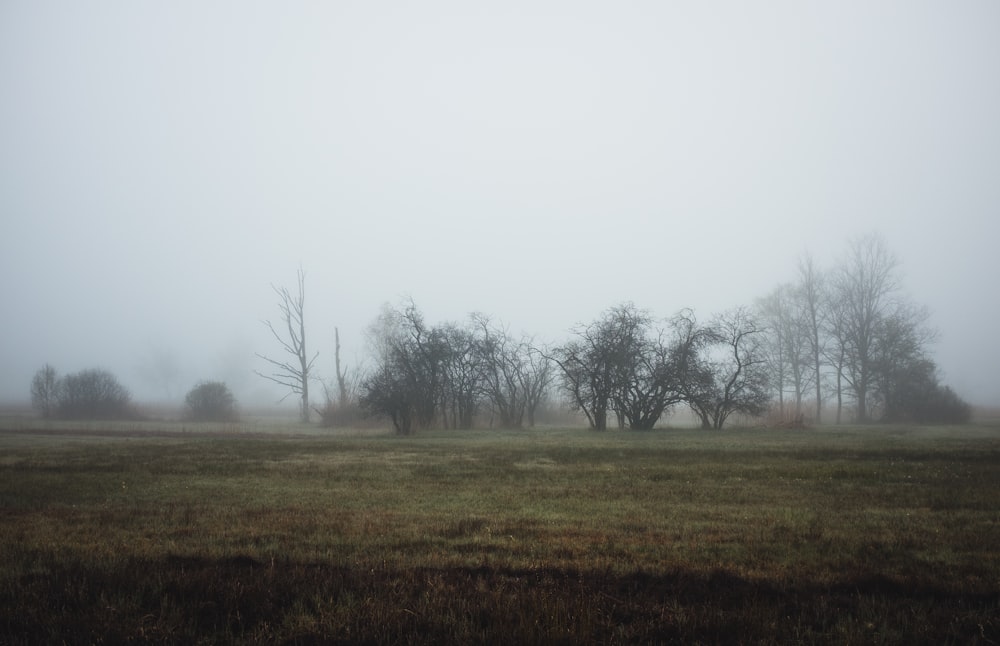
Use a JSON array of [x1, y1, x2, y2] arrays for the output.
[[1, 423, 998, 643]]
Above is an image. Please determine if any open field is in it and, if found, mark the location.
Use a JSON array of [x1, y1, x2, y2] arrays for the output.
[[1, 421, 998, 644]]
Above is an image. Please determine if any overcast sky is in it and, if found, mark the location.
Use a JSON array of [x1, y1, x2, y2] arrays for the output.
[[2, 1, 998, 408]]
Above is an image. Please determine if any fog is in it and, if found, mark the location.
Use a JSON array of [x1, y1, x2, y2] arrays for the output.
[[2, 2, 998, 409]]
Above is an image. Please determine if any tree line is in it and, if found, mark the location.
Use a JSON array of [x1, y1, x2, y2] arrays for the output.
[[257, 234, 969, 432], [28, 234, 969, 429]]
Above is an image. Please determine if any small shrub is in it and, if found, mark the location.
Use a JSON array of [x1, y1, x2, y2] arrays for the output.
[[185, 381, 238, 422]]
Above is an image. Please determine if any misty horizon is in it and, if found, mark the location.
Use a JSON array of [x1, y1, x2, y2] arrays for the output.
[[2, 3, 998, 409]]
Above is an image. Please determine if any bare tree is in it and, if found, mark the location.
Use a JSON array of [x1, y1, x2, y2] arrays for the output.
[[683, 307, 770, 429], [360, 301, 445, 434], [758, 282, 816, 421], [550, 305, 631, 430], [437, 321, 482, 430], [315, 327, 366, 427], [757, 287, 792, 412], [522, 345, 555, 428], [796, 254, 826, 423], [475, 315, 555, 429], [255, 268, 318, 422], [30, 364, 60, 419], [832, 234, 901, 423], [551, 304, 685, 431], [823, 288, 850, 424]]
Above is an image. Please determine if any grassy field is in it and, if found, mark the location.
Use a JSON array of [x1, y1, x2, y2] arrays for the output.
[[1, 421, 998, 644]]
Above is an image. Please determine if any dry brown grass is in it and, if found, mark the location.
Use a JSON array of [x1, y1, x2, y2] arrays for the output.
[[1, 422, 998, 643]]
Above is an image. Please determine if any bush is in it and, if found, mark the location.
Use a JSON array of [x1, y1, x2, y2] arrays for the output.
[[185, 381, 238, 422], [57, 368, 132, 420]]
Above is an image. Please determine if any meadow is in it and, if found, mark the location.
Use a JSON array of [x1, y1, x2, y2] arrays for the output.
[[1, 420, 998, 644]]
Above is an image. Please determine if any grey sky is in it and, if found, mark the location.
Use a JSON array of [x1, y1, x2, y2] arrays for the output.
[[2, 2, 998, 407]]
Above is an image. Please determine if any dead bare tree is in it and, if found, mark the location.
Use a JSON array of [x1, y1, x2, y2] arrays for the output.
[[255, 268, 318, 422]]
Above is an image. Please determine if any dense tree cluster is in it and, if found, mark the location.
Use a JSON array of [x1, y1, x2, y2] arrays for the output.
[[30, 365, 133, 420], [359, 302, 554, 434], [549, 304, 769, 430], [757, 234, 970, 424]]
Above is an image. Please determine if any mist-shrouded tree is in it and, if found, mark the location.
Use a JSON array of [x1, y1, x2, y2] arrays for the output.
[[828, 233, 948, 423], [521, 344, 555, 428], [185, 380, 238, 422], [757, 286, 793, 412], [831, 234, 901, 422], [315, 327, 365, 427], [360, 302, 444, 434], [681, 307, 770, 429], [437, 321, 482, 430], [550, 306, 627, 430], [823, 286, 851, 424], [757, 283, 815, 421], [255, 268, 318, 423], [551, 303, 685, 431], [57, 368, 132, 420], [879, 357, 970, 423], [797, 254, 826, 423], [606, 307, 686, 431], [30, 364, 60, 419], [475, 315, 554, 429]]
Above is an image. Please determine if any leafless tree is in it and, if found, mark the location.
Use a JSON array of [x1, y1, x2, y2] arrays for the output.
[[475, 315, 555, 428], [437, 321, 482, 430], [823, 287, 851, 424], [255, 268, 318, 423], [682, 307, 770, 429], [758, 281, 816, 420], [757, 286, 792, 411], [549, 305, 634, 430], [314, 327, 366, 427], [796, 254, 826, 422], [831, 234, 901, 422], [522, 345, 555, 428], [360, 301, 444, 434], [551, 304, 685, 431], [30, 364, 60, 419]]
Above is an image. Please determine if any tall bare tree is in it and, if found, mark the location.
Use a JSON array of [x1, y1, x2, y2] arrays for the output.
[[757, 286, 792, 412], [832, 234, 900, 422], [796, 254, 826, 423], [255, 268, 318, 422]]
